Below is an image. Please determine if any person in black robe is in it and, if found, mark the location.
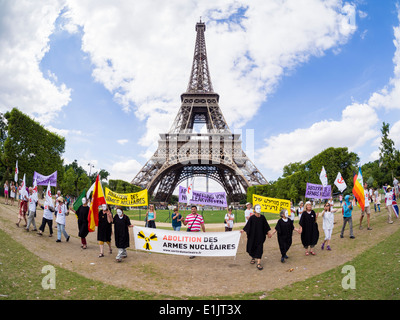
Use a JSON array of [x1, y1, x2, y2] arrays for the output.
[[70, 197, 89, 249], [272, 209, 301, 263], [299, 202, 319, 255], [113, 207, 133, 262], [97, 204, 113, 257], [241, 204, 272, 270]]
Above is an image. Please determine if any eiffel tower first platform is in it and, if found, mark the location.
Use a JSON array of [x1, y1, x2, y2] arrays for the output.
[[131, 20, 267, 203]]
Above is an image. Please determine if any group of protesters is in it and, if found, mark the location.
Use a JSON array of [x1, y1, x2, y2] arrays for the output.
[[5, 178, 399, 269]]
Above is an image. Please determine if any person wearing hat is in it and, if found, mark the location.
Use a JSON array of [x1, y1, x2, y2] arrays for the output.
[[385, 186, 394, 224], [55, 196, 70, 242], [244, 202, 253, 225]]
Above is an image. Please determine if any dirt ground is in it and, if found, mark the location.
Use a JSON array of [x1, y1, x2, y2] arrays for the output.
[[0, 201, 399, 298]]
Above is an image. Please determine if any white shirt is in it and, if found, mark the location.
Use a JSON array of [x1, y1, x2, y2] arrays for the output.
[[28, 194, 36, 212], [364, 189, 370, 207], [322, 210, 335, 230], [244, 209, 253, 223], [55, 204, 68, 225], [386, 191, 394, 206], [43, 203, 53, 220], [224, 213, 234, 228]]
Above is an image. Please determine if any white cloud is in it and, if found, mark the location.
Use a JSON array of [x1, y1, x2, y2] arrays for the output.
[[258, 5, 400, 176], [62, 0, 356, 151], [257, 103, 380, 173], [116, 139, 129, 145], [0, 1, 71, 123], [109, 158, 143, 181]]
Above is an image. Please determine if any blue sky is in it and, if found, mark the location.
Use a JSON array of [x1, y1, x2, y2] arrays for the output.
[[1, 1, 400, 194]]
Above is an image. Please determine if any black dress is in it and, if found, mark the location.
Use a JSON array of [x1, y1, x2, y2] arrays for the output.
[[299, 210, 319, 248], [275, 218, 294, 257], [243, 214, 271, 259], [113, 214, 131, 249], [76, 205, 89, 238], [97, 210, 112, 242]]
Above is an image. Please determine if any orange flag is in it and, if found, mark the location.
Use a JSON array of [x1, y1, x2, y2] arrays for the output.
[[88, 174, 106, 232]]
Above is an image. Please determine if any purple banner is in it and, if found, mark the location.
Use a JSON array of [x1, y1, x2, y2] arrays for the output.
[[33, 171, 57, 187], [305, 183, 331, 199], [179, 186, 227, 207]]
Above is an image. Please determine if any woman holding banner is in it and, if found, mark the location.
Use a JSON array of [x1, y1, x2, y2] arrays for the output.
[[241, 204, 272, 270], [146, 204, 157, 228], [298, 201, 319, 255]]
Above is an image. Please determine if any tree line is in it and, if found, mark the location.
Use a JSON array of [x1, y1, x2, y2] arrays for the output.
[[0, 108, 140, 197], [247, 122, 400, 204]]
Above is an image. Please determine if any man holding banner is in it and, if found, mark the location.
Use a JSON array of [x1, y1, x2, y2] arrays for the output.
[[183, 205, 205, 259]]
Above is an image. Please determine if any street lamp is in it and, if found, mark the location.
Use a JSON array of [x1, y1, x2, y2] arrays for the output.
[[88, 163, 94, 176]]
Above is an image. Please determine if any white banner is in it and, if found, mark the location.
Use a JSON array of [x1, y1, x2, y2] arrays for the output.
[[133, 226, 241, 257]]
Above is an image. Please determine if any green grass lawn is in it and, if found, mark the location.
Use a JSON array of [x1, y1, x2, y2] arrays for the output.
[[1, 223, 400, 300]]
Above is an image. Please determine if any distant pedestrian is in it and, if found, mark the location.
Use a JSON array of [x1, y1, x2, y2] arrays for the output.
[[37, 196, 54, 237], [298, 201, 319, 255], [321, 202, 338, 250], [16, 188, 28, 228], [373, 188, 381, 212], [10, 182, 15, 206], [55, 197, 70, 243], [98, 204, 113, 257], [113, 207, 133, 262], [385, 186, 395, 224], [4, 180, 9, 205], [171, 207, 183, 231], [340, 195, 355, 239], [244, 202, 253, 224], [271, 209, 300, 263], [359, 182, 372, 230], [224, 207, 234, 231], [241, 204, 272, 270], [145, 204, 157, 228], [25, 187, 38, 232], [297, 201, 304, 219]]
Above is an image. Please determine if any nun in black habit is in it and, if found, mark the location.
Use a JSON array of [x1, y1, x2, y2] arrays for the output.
[[241, 204, 272, 270], [298, 201, 320, 256], [272, 209, 301, 263]]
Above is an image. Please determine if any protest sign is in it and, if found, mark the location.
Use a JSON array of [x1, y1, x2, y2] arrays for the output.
[[33, 171, 57, 186], [305, 183, 331, 199], [133, 226, 240, 257], [104, 188, 148, 207], [178, 186, 227, 207], [252, 194, 291, 215]]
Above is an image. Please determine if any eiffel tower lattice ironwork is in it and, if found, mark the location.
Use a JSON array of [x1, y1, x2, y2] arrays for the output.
[[131, 20, 267, 202]]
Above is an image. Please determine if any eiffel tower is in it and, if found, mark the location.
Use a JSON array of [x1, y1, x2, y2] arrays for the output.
[[131, 20, 267, 203]]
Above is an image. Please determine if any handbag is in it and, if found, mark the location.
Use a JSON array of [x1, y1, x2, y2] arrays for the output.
[[187, 215, 198, 232]]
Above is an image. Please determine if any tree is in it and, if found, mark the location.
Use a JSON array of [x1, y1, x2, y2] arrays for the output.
[[379, 122, 400, 180], [61, 167, 78, 195], [3, 108, 65, 186]]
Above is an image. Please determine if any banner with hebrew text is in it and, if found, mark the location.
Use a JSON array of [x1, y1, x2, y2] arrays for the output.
[[252, 194, 291, 214]]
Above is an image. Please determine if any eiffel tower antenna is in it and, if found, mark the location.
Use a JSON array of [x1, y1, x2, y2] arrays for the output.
[[131, 20, 267, 203]]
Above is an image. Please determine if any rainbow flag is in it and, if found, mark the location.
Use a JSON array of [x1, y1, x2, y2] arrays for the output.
[[352, 167, 365, 211], [88, 174, 106, 232]]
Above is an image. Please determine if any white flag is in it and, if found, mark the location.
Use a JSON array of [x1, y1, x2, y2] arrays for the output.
[[32, 178, 38, 202], [334, 172, 347, 192], [187, 178, 194, 204], [14, 160, 18, 182], [86, 181, 95, 199], [45, 180, 53, 207], [319, 166, 328, 187], [20, 174, 28, 199]]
